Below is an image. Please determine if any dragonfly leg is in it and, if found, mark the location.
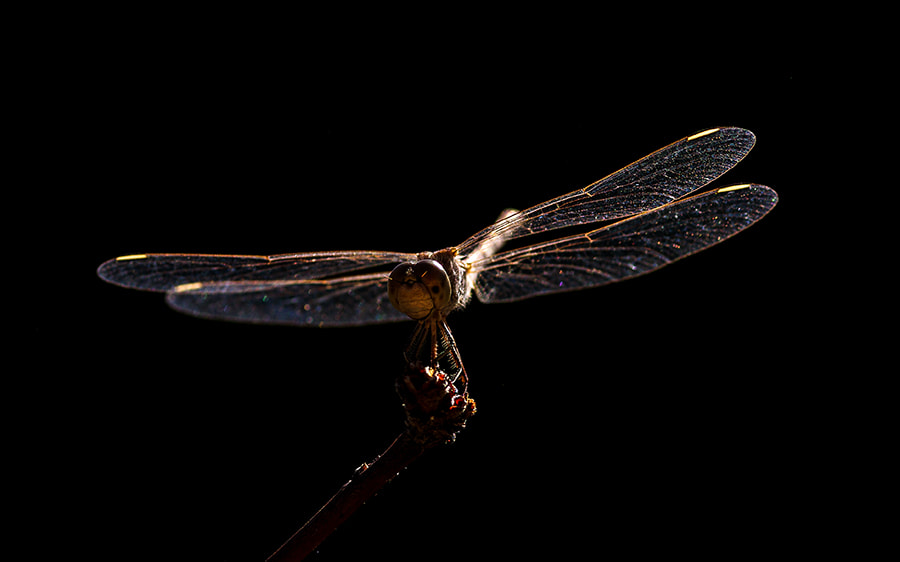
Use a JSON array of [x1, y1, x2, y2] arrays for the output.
[[403, 317, 468, 395], [437, 319, 468, 395], [404, 320, 430, 367]]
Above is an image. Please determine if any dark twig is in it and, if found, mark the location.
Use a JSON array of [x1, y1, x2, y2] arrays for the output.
[[265, 433, 423, 561], [266, 364, 476, 561]]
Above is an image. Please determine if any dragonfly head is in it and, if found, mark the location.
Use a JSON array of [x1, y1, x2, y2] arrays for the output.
[[388, 259, 452, 320]]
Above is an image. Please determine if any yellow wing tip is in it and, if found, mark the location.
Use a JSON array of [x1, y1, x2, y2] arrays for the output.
[[716, 184, 753, 194], [173, 282, 205, 293], [687, 128, 720, 141], [115, 254, 148, 261]]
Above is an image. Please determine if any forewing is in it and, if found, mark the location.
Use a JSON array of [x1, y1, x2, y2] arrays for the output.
[[471, 185, 777, 303], [457, 127, 756, 258], [97, 251, 416, 326], [97, 251, 416, 292]]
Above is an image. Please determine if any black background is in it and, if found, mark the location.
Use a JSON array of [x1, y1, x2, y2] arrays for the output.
[[20, 10, 836, 562]]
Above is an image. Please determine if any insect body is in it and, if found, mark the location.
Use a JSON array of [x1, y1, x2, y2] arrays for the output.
[[98, 128, 777, 386]]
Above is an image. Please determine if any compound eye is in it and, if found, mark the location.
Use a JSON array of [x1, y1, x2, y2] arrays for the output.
[[387, 259, 451, 320], [412, 260, 452, 309]]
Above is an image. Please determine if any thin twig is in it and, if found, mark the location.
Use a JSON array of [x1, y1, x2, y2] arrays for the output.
[[266, 364, 476, 560], [266, 433, 424, 561]]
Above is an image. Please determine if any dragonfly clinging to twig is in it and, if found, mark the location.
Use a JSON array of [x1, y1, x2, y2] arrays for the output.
[[98, 127, 778, 388]]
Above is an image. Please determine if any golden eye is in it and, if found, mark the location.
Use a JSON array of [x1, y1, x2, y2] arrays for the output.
[[412, 260, 451, 309], [387, 259, 451, 320]]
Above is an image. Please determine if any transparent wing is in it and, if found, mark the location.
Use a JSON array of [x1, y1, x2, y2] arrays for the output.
[[457, 127, 756, 259], [470, 184, 777, 303], [97, 251, 416, 326], [166, 272, 408, 327], [97, 251, 416, 291]]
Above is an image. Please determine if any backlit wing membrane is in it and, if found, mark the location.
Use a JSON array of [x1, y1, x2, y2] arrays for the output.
[[457, 127, 755, 259], [98, 251, 415, 292], [167, 272, 407, 327], [470, 184, 777, 303], [97, 251, 415, 326]]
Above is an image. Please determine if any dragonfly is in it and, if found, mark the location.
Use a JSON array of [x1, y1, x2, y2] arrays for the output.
[[98, 127, 778, 390]]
